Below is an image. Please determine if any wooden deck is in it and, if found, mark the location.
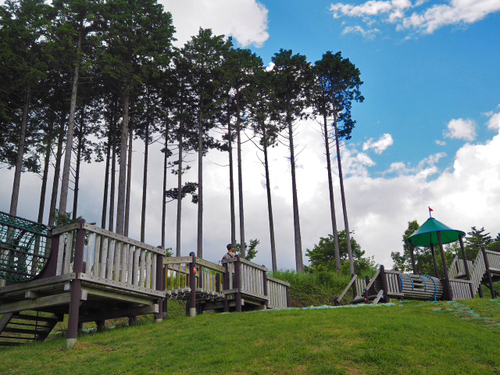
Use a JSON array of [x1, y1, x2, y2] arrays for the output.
[[0, 214, 289, 348], [341, 249, 499, 305]]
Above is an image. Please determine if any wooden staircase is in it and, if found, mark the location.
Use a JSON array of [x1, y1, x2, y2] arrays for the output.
[[0, 311, 59, 347]]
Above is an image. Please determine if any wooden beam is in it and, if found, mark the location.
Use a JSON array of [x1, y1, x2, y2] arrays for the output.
[[0, 275, 75, 297], [0, 293, 71, 314], [78, 305, 159, 323], [78, 273, 164, 298], [81, 286, 154, 306]]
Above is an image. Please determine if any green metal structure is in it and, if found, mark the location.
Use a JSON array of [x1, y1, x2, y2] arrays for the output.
[[0, 211, 51, 282]]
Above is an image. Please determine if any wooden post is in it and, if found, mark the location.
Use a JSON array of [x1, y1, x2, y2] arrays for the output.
[[155, 252, 164, 323], [430, 243, 440, 279], [458, 236, 474, 298], [437, 232, 452, 301], [216, 273, 221, 293], [235, 256, 242, 313], [380, 265, 390, 303], [67, 219, 86, 349], [96, 320, 105, 333], [365, 275, 372, 295], [188, 252, 196, 317], [286, 285, 290, 307], [223, 262, 229, 312], [263, 267, 268, 308], [39, 231, 59, 279], [482, 247, 496, 299], [352, 273, 357, 299]]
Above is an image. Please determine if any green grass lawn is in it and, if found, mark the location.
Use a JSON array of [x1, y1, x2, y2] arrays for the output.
[[0, 299, 499, 374]]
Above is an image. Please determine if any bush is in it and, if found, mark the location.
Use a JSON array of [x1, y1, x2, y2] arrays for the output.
[[270, 270, 354, 307]]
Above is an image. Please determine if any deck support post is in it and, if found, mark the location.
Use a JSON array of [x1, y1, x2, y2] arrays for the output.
[[482, 247, 496, 299], [263, 268, 268, 309], [235, 256, 242, 313], [188, 252, 196, 317], [223, 262, 229, 312], [352, 273, 357, 299], [380, 265, 390, 303], [96, 320, 105, 332], [67, 219, 86, 350], [155, 251, 164, 323]]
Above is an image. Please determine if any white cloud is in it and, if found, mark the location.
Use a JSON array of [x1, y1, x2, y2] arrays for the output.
[[444, 118, 477, 141], [2, 112, 500, 272], [161, 0, 269, 47], [382, 152, 446, 177], [342, 25, 381, 39], [363, 133, 394, 154], [436, 140, 446, 146], [486, 111, 500, 131], [331, 0, 500, 36]]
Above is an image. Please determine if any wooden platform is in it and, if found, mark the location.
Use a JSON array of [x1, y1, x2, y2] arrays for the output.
[[0, 215, 290, 348]]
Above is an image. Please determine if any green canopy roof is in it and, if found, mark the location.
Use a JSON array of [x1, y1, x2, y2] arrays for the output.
[[407, 217, 465, 247]]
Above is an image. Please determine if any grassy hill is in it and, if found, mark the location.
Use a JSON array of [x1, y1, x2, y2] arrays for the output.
[[0, 298, 499, 374]]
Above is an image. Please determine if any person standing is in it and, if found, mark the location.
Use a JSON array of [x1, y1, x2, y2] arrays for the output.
[[222, 243, 237, 261]]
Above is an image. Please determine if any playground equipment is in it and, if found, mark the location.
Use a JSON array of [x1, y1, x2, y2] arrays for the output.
[[0, 212, 289, 349], [336, 216, 500, 305]]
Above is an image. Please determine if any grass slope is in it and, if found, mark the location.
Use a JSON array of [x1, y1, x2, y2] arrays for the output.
[[0, 299, 499, 374]]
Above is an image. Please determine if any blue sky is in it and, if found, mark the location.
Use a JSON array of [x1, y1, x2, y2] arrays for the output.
[[1, 0, 500, 271], [251, 0, 500, 176]]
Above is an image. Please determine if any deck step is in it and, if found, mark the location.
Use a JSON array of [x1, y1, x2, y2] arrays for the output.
[[0, 311, 59, 348]]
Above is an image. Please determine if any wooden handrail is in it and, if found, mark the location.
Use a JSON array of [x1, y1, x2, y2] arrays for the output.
[[336, 274, 357, 304]]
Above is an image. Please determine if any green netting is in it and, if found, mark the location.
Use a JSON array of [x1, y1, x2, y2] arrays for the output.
[[0, 211, 51, 282]]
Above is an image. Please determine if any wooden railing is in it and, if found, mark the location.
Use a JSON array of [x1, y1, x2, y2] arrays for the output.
[[163, 256, 224, 297], [385, 270, 403, 297], [51, 221, 165, 295], [334, 274, 357, 305], [239, 259, 268, 300], [449, 279, 474, 300], [486, 250, 500, 270], [267, 276, 289, 309], [165, 254, 289, 313]]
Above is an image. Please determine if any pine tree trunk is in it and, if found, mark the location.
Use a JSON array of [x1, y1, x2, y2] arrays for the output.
[[288, 118, 303, 273], [72, 107, 85, 221], [49, 116, 66, 226], [175, 123, 183, 256], [263, 136, 277, 272], [59, 26, 82, 217], [9, 88, 30, 217], [334, 115, 354, 276], [116, 86, 130, 235], [124, 125, 133, 237], [101, 130, 111, 229], [237, 119, 246, 258], [228, 111, 236, 245], [141, 123, 149, 243], [197, 109, 203, 258], [161, 122, 169, 250], [323, 113, 340, 272], [109, 144, 116, 231], [38, 125, 52, 224]]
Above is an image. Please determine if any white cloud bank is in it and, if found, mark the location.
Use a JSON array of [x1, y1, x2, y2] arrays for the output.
[[160, 0, 269, 47], [2, 108, 500, 271], [331, 0, 500, 37]]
